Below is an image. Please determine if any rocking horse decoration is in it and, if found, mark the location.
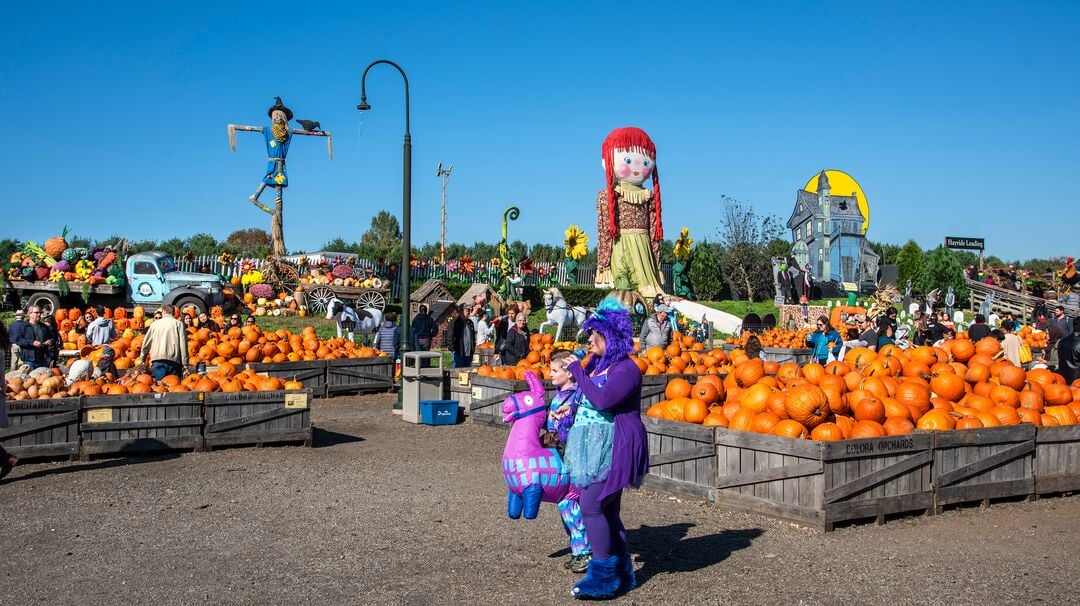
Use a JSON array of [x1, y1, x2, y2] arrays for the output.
[[501, 371, 577, 519], [326, 297, 382, 343], [538, 287, 591, 342], [228, 96, 333, 256]]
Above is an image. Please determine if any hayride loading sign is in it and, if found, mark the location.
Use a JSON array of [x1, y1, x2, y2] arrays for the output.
[[944, 236, 985, 251]]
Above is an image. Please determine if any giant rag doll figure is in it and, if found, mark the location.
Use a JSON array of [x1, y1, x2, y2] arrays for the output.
[[594, 127, 665, 298]]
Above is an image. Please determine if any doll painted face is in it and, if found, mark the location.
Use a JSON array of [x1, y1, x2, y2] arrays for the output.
[[610, 147, 654, 186]]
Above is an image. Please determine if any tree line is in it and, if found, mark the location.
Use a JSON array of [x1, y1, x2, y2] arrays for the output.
[[1, 204, 1067, 303]]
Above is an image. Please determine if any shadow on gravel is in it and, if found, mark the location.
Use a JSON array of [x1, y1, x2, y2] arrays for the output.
[[630, 524, 764, 585], [1, 452, 183, 485], [312, 427, 365, 448]]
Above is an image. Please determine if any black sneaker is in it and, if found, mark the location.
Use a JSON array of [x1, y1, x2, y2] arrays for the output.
[[567, 554, 591, 574]]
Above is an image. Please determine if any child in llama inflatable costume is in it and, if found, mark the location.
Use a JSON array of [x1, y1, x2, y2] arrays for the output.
[[501, 370, 590, 571]]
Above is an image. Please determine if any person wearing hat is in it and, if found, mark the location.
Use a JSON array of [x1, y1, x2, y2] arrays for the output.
[[639, 304, 673, 349], [65, 346, 120, 385], [85, 305, 117, 347], [555, 298, 648, 599]]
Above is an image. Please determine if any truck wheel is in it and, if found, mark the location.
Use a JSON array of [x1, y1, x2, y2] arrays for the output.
[[174, 297, 207, 315], [26, 292, 61, 317]]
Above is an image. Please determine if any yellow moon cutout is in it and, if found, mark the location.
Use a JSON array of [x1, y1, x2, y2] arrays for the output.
[[803, 170, 869, 234]]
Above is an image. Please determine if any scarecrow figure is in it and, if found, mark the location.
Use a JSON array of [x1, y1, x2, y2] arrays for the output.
[[228, 97, 332, 256]]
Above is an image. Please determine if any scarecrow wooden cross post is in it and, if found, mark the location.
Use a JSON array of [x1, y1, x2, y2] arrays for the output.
[[228, 97, 333, 256]]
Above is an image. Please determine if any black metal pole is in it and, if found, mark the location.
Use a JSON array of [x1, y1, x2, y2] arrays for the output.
[[358, 59, 411, 359]]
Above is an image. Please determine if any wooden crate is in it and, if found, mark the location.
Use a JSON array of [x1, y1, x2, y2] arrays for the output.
[[721, 344, 813, 365], [247, 360, 327, 398], [467, 375, 557, 428], [0, 397, 81, 459], [446, 370, 474, 416], [642, 415, 717, 501], [931, 424, 1036, 510], [325, 357, 394, 395], [81, 392, 204, 456], [477, 349, 498, 368], [714, 429, 934, 531], [1035, 425, 1080, 495], [204, 389, 312, 448]]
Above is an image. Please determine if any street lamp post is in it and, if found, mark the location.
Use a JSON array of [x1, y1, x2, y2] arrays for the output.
[[357, 59, 412, 372]]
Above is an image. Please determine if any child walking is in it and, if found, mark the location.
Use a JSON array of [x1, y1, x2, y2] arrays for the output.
[[544, 351, 592, 573]]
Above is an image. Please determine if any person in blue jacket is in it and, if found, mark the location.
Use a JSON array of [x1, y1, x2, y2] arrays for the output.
[[805, 316, 841, 364]]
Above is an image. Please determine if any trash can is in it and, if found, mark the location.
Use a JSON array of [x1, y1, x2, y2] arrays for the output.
[[403, 352, 444, 424]]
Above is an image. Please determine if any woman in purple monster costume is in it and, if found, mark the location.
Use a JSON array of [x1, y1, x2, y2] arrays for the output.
[[556, 296, 648, 599]]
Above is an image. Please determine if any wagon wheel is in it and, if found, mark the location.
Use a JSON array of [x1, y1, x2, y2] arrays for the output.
[[356, 289, 387, 311], [306, 286, 336, 314]]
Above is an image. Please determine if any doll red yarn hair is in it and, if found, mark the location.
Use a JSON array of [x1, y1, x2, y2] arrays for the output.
[[601, 127, 662, 241]]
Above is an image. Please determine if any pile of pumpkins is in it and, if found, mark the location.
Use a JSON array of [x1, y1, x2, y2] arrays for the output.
[[477, 332, 560, 380], [241, 289, 304, 318], [187, 324, 388, 366], [646, 336, 1080, 440], [725, 328, 810, 350], [5, 364, 303, 399], [476, 332, 722, 381], [632, 334, 730, 376]]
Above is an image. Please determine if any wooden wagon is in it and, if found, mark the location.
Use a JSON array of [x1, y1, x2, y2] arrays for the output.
[[302, 283, 391, 314]]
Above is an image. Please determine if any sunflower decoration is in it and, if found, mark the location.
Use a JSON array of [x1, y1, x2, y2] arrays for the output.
[[346, 256, 357, 266], [239, 259, 256, 275], [297, 255, 309, 269], [518, 257, 534, 275], [183, 251, 196, 264], [673, 227, 693, 262], [563, 225, 589, 261], [459, 255, 475, 274], [218, 252, 235, 266]]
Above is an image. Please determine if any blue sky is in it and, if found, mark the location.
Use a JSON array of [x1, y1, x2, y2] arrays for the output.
[[2, 1, 1077, 261]]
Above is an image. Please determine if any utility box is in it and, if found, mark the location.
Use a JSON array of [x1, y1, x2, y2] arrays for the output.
[[402, 352, 444, 424]]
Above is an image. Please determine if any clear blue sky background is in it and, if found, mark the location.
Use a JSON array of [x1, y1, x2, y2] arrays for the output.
[[2, 1, 1077, 261]]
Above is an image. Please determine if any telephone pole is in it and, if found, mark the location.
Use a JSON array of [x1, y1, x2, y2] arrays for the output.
[[436, 163, 454, 263]]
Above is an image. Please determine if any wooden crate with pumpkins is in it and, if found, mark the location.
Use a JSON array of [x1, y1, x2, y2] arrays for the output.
[[0, 396, 81, 460], [1034, 424, 1080, 496], [639, 333, 1080, 528], [714, 427, 934, 531], [203, 389, 313, 448], [80, 391, 206, 457], [247, 360, 328, 398]]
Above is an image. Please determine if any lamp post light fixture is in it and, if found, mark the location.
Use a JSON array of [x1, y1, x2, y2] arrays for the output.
[[357, 59, 412, 367]]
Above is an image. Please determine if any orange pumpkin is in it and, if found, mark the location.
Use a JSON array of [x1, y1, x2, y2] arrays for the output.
[[784, 384, 830, 429]]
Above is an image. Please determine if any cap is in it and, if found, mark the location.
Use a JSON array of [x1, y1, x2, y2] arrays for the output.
[[655, 304, 673, 313]]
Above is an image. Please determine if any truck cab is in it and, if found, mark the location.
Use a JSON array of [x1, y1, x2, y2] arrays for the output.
[[127, 251, 230, 313]]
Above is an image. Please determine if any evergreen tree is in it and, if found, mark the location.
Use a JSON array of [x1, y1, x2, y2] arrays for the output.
[[895, 240, 925, 290], [917, 245, 969, 305], [687, 241, 725, 300]]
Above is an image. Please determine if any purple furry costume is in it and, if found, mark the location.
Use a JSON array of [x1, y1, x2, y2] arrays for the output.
[[565, 297, 648, 598]]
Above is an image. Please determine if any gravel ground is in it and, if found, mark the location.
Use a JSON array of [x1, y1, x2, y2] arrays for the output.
[[2, 393, 1079, 605]]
